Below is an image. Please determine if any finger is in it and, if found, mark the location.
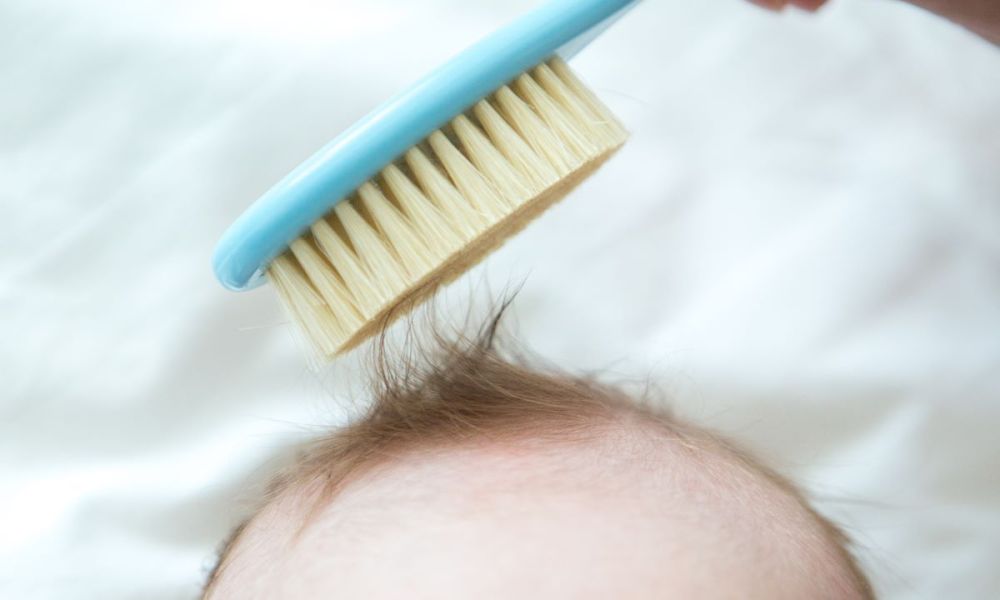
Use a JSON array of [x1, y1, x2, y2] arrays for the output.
[[747, 0, 790, 10], [787, 0, 829, 12]]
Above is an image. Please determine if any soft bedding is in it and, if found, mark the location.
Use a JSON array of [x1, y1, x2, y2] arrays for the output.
[[2, 0, 999, 598]]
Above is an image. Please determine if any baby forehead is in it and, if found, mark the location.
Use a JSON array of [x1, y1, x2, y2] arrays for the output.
[[315, 424, 764, 507], [208, 430, 837, 599], [243, 423, 786, 548]]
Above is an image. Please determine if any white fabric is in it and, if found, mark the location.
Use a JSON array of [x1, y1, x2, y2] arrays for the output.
[[2, 0, 999, 597]]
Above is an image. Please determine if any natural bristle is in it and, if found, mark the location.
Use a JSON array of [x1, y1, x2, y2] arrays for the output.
[[269, 58, 627, 358]]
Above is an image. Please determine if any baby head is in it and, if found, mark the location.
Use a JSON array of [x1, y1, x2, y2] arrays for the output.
[[204, 316, 872, 599]]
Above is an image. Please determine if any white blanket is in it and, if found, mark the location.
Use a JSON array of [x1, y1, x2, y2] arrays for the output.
[[2, 0, 998, 597]]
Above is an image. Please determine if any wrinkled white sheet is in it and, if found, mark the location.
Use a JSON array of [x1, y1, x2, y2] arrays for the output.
[[2, 0, 999, 597]]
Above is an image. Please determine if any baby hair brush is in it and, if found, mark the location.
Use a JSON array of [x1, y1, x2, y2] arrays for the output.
[[213, 0, 638, 357]]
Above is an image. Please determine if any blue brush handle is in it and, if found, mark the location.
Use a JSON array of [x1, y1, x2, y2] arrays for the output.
[[213, 0, 640, 291]]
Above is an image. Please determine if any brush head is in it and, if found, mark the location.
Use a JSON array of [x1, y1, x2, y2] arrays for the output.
[[213, 0, 636, 357], [273, 59, 627, 356]]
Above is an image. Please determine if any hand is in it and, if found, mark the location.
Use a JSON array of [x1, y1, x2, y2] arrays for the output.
[[750, 0, 1000, 46]]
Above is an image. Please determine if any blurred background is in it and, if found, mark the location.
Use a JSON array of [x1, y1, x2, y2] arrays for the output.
[[2, 0, 999, 598]]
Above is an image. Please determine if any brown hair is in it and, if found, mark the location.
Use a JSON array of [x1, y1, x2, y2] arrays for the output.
[[203, 302, 874, 598]]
